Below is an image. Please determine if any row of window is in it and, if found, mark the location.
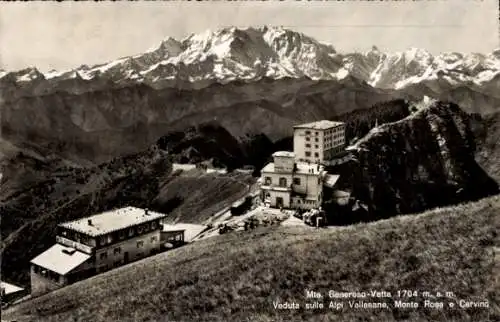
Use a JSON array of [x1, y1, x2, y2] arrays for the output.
[[264, 177, 303, 187], [166, 234, 184, 242], [98, 236, 157, 260], [305, 143, 320, 149], [97, 221, 159, 247], [59, 221, 160, 248], [325, 133, 343, 141], [297, 199, 317, 205], [305, 151, 320, 158], [326, 127, 344, 135], [304, 127, 344, 136], [325, 140, 343, 149]]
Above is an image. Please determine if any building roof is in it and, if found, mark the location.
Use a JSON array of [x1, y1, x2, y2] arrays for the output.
[[59, 206, 168, 237], [161, 224, 187, 233], [272, 151, 295, 158], [1, 281, 24, 295], [293, 120, 344, 130], [261, 162, 324, 175], [323, 174, 341, 188], [30, 244, 91, 275], [295, 162, 324, 175]]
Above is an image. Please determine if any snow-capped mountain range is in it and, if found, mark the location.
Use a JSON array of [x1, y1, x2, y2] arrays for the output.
[[2, 26, 500, 92]]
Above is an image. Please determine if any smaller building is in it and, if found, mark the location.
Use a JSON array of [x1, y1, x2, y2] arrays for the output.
[[260, 151, 327, 210], [1, 281, 26, 305], [161, 225, 186, 248]]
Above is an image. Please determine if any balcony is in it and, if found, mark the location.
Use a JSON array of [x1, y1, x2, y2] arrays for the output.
[[56, 236, 94, 254], [260, 183, 292, 192]]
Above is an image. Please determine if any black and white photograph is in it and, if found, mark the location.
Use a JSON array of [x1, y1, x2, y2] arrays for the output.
[[1, 1, 499, 321]]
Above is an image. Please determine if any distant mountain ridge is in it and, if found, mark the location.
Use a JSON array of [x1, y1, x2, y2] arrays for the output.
[[2, 27, 500, 164], [2, 27, 499, 95]]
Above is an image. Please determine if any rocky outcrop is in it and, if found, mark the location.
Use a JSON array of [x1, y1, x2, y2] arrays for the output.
[[347, 101, 499, 217]]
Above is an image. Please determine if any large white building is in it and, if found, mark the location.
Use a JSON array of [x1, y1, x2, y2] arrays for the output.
[[260, 151, 327, 209], [293, 120, 346, 164]]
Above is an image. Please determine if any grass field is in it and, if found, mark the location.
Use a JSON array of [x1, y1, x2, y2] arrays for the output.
[[4, 195, 499, 322]]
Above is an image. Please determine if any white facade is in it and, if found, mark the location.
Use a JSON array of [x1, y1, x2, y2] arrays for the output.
[[293, 120, 346, 164], [30, 207, 169, 296], [260, 152, 325, 210]]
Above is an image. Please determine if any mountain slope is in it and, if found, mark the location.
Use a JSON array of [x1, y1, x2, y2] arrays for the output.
[[345, 100, 499, 217], [1, 76, 398, 163], [474, 111, 500, 183], [4, 195, 499, 322]]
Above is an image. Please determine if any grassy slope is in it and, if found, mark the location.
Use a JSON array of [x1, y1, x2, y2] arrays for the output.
[[5, 195, 499, 322], [154, 170, 256, 224]]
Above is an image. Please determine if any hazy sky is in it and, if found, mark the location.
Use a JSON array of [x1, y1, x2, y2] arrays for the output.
[[1, 1, 498, 72]]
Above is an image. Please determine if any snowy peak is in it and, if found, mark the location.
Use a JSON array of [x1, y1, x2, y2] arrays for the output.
[[1, 27, 499, 92]]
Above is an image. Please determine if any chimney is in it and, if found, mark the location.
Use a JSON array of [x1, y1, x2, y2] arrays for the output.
[[88, 219, 93, 226], [145, 208, 149, 215]]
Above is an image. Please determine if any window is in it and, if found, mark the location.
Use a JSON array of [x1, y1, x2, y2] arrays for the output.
[[314, 152, 319, 157], [305, 137, 310, 141], [100, 252, 108, 260], [118, 231, 125, 240], [151, 221, 157, 229], [305, 130, 311, 135], [305, 152, 311, 157], [151, 236, 157, 243], [265, 177, 272, 185], [128, 228, 135, 237], [137, 241, 144, 248], [305, 144, 311, 148], [315, 145, 319, 149], [114, 247, 121, 255], [137, 225, 144, 234], [279, 177, 287, 187], [315, 132, 319, 135], [315, 138, 319, 142], [293, 178, 301, 185]]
